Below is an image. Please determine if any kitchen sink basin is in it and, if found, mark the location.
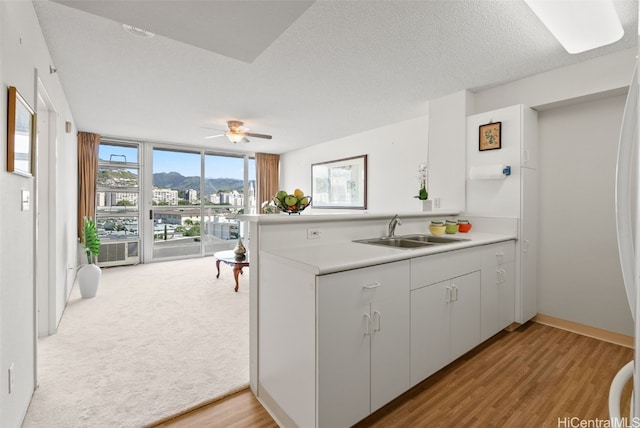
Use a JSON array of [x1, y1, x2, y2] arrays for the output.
[[399, 234, 470, 244], [353, 237, 435, 248], [353, 234, 469, 249]]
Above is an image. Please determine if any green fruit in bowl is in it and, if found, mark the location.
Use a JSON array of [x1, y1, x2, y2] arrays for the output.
[[299, 196, 310, 207], [284, 195, 298, 207], [276, 190, 288, 201]]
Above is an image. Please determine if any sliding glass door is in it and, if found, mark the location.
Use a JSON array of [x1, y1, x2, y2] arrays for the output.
[[151, 148, 202, 259], [148, 146, 255, 261]]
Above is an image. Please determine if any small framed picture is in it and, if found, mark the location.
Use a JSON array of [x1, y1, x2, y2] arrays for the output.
[[479, 122, 501, 151], [7, 86, 36, 177]]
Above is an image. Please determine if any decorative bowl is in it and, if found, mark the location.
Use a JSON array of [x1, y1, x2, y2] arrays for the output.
[[273, 195, 312, 215], [429, 224, 446, 235], [458, 223, 472, 233]]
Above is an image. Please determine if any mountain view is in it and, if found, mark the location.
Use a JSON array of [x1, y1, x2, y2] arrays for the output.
[[153, 172, 245, 194]]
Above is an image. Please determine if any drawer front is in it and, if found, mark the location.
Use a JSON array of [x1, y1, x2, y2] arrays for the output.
[[319, 259, 410, 302], [482, 241, 516, 266], [410, 247, 482, 290]]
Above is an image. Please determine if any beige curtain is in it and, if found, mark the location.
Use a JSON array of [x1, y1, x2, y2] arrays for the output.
[[255, 153, 280, 213], [78, 131, 101, 240]]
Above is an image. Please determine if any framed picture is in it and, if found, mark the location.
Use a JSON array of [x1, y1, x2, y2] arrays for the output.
[[7, 86, 36, 177], [479, 121, 501, 151], [311, 154, 367, 209]]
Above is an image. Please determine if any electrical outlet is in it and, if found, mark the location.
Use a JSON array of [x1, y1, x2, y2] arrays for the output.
[[434, 197, 441, 209], [8, 363, 14, 394], [307, 228, 321, 239]]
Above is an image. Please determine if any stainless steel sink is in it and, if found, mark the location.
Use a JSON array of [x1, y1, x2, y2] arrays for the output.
[[353, 234, 469, 249], [399, 234, 470, 244], [353, 237, 436, 249]]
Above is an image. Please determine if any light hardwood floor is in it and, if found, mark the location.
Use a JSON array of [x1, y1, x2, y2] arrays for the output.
[[154, 322, 633, 428]]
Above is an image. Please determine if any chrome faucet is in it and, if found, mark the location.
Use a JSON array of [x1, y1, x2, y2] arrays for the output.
[[388, 214, 402, 237]]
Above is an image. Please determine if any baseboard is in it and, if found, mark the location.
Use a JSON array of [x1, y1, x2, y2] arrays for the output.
[[533, 313, 633, 349]]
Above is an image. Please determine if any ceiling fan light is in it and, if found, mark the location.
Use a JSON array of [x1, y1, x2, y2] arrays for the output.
[[524, 0, 623, 54], [226, 132, 245, 143]]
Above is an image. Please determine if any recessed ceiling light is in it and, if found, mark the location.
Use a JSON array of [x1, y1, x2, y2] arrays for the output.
[[524, 0, 623, 54], [122, 24, 155, 39]]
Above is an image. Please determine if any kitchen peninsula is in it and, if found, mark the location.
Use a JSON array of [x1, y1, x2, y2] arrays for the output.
[[242, 212, 522, 427]]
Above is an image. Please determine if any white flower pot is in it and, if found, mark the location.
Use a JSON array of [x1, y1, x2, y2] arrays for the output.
[[78, 263, 101, 299]]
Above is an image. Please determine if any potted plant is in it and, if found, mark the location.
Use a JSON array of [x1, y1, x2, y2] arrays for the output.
[[414, 164, 432, 211], [78, 216, 101, 298]]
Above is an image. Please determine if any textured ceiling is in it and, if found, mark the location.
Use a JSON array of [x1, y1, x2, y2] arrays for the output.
[[33, 0, 638, 155]]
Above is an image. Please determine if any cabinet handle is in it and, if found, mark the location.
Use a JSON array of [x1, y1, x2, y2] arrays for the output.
[[363, 314, 372, 335], [362, 282, 382, 289], [373, 310, 381, 332], [522, 240, 530, 253], [451, 285, 458, 301], [446, 286, 452, 303]]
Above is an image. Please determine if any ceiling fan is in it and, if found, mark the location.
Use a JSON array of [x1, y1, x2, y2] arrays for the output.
[[204, 120, 273, 144]]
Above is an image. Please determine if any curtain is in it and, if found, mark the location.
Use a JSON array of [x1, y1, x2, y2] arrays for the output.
[[77, 132, 100, 240], [255, 153, 280, 213]]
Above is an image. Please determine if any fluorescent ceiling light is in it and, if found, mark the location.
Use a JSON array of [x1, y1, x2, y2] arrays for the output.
[[524, 0, 624, 54]]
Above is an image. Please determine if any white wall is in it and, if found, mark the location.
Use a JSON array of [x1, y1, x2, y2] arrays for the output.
[[537, 95, 632, 335], [427, 90, 471, 212], [280, 115, 429, 213], [0, 2, 78, 426]]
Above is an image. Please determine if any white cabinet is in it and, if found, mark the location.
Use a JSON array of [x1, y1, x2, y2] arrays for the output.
[[480, 242, 516, 341], [410, 249, 481, 386], [257, 241, 516, 427], [466, 104, 538, 324], [449, 272, 482, 360], [411, 271, 481, 386], [410, 279, 449, 383], [317, 260, 410, 427]]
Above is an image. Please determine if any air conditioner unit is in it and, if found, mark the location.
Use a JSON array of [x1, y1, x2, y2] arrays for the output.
[[97, 240, 140, 267]]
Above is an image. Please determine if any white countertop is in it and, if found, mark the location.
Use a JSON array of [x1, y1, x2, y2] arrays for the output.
[[263, 231, 516, 275], [241, 210, 460, 224]]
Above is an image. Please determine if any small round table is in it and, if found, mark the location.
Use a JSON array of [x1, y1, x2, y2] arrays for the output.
[[214, 250, 249, 292]]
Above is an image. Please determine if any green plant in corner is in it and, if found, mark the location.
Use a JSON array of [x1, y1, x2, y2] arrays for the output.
[[82, 216, 101, 264]]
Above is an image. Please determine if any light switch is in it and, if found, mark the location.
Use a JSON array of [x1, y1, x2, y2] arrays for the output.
[[21, 190, 30, 211]]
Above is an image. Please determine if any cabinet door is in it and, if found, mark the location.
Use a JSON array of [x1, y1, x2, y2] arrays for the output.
[[410, 280, 450, 386], [450, 271, 481, 361], [480, 263, 500, 342], [498, 260, 515, 330], [317, 271, 371, 427], [481, 242, 516, 341], [520, 167, 538, 322], [317, 261, 409, 427], [371, 291, 410, 412]]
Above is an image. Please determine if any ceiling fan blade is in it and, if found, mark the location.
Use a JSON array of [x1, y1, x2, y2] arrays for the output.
[[204, 133, 226, 139], [245, 132, 272, 140]]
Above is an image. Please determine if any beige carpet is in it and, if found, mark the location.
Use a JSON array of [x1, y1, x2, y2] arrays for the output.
[[23, 256, 249, 428]]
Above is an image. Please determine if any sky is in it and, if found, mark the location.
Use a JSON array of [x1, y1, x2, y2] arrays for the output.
[[99, 144, 256, 179]]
